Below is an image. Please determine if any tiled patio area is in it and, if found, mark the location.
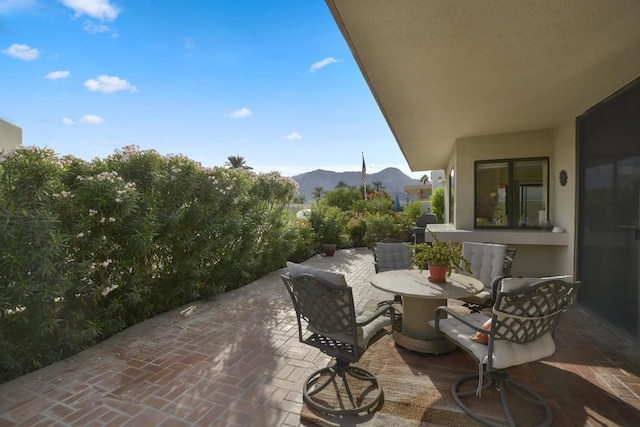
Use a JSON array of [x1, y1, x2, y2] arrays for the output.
[[1, 248, 639, 426]]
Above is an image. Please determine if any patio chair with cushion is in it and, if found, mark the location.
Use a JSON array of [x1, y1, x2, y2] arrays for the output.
[[373, 240, 412, 312], [429, 276, 580, 426], [458, 242, 508, 312], [372, 237, 405, 273], [282, 262, 396, 416]]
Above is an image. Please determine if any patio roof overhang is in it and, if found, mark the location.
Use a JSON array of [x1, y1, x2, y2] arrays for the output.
[[404, 184, 432, 197], [325, 0, 640, 171]]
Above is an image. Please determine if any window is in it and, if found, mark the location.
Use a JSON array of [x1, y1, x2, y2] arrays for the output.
[[474, 158, 549, 229]]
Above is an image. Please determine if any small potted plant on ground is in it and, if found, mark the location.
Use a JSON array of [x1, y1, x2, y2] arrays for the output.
[[308, 202, 346, 256], [410, 229, 471, 282]]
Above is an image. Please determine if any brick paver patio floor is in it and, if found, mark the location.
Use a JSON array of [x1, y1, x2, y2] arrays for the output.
[[1, 248, 639, 426]]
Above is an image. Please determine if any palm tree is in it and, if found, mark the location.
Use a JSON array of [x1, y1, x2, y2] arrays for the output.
[[291, 193, 306, 204], [335, 180, 348, 189], [225, 155, 253, 170], [372, 180, 385, 191], [312, 186, 324, 199], [420, 174, 430, 184]]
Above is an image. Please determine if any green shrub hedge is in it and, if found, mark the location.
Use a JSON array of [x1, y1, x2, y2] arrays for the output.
[[0, 146, 312, 382]]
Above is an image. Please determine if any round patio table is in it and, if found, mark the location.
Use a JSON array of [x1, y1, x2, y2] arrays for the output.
[[370, 270, 483, 354]]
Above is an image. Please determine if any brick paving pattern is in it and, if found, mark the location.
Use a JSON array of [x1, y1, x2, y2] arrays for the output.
[[0, 248, 639, 426]]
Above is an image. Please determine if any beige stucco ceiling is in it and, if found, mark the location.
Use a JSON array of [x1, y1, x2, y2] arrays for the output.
[[326, 0, 640, 171]]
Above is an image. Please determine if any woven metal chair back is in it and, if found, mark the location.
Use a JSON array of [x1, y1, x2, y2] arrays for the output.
[[491, 278, 580, 346], [281, 273, 362, 362], [375, 242, 412, 272]]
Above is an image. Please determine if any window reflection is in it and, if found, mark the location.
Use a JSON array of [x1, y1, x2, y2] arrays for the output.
[[475, 158, 549, 228]]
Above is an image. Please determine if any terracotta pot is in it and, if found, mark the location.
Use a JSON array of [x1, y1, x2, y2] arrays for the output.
[[322, 244, 337, 257], [427, 263, 447, 283]]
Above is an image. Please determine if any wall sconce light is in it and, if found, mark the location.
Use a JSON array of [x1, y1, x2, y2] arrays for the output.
[[559, 170, 568, 187]]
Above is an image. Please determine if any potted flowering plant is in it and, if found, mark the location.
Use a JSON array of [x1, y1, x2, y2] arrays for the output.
[[410, 229, 471, 281]]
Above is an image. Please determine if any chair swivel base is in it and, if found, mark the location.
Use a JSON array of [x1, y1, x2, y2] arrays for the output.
[[303, 360, 384, 416], [452, 372, 553, 427]]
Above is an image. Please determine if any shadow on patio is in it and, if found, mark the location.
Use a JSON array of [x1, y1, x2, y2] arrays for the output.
[[1, 248, 639, 426]]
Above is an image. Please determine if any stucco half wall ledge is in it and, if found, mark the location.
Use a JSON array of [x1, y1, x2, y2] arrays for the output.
[[423, 224, 569, 246]]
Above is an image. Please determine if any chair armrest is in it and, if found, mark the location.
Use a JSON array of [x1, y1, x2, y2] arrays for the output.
[[433, 306, 462, 331], [357, 304, 396, 331]]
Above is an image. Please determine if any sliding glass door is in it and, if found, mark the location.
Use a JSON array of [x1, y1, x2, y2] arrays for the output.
[[577, 78, 640, 341]]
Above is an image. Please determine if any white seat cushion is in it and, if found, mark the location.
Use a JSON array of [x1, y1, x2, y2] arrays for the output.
[[429, 314, 556, 370], [500, 275, 573, 292], [462, 242, 507, 289], [357, 310, 392, 348]]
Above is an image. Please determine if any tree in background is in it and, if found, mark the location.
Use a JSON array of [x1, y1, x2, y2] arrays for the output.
[[324, 186, 362, 212], [225, 155, 252, 170], [291, 193, 305, 204], [420, 174, 430, 184], [431, 186, 445, 223], [312, 186, 324, 199], [401, 200, 423, 225], [371, 180, 385, 191]]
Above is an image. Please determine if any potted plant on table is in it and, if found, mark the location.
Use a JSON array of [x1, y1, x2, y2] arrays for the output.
[[410, 229, 471, 282]]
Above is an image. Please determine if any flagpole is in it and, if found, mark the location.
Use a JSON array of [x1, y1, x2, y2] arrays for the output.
[[361, 152, 367, 201]]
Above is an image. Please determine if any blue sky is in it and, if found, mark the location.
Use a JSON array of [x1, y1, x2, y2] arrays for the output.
[[0, 0, 424, 178]]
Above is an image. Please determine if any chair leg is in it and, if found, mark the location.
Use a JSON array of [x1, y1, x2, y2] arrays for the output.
[[303, 360, 384, 416], [451, 372, 553, 427]]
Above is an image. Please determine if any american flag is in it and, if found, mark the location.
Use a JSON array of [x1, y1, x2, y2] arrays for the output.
[[361, 154, 367, 185]]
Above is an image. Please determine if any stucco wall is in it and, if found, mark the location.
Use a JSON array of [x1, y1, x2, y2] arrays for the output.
[[445, 128, 577, 277], [552, 119, 578, 276], [0, 119, 22, 151], [454, 129, 554, 229]]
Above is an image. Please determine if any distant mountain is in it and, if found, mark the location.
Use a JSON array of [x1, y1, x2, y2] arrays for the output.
[[292, 167, 422, 203]]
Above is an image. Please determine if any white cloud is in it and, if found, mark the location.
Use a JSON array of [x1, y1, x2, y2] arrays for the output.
[[2, 43, 39, 60], [80, 114, 104, 124], [83, 21, 118, 37], [84, 75, 136, 93], [309, 57, 339, 72], [226, 107, 252, 119], [61, 117, 75, 126], [284, 132, 302, 141], [60, 0, 120, 21], [45, 70, 71, 80]]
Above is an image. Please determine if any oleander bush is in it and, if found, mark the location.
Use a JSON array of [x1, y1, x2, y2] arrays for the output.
[[0, 145, 310, 382], [346, 216, 367, 247], [307, 200, 347, 248], [364, 212, 404, 245]]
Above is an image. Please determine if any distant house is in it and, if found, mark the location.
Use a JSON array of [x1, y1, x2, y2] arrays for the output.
[[326, 1, 640, 343], [0, 118, 22, 152]]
